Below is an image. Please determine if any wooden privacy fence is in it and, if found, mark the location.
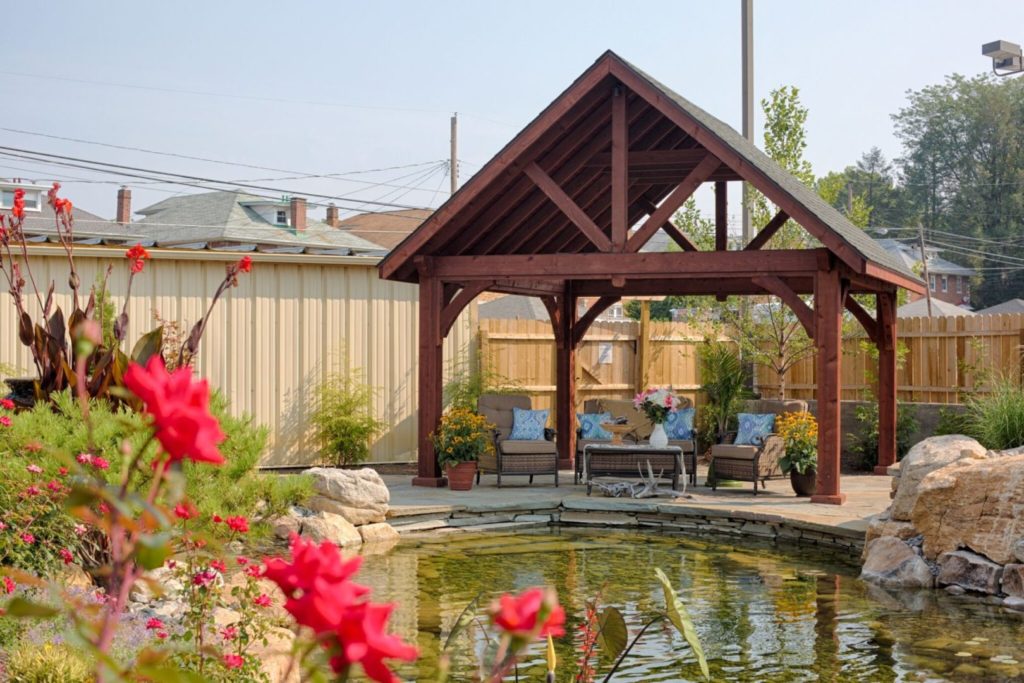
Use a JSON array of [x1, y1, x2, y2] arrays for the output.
[[480, 313, 1024, 419]]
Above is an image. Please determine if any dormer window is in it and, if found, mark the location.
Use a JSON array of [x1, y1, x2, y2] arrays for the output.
[[1, 188, 41, 212], [276, 209, 288, 225]]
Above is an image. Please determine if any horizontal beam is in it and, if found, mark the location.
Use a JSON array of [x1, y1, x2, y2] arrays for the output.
[[572, 277, 816, 297], [486, 280, 564, 297], [432, 249, 827, 281]]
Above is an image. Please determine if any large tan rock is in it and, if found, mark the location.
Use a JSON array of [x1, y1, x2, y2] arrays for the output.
[[359, 522, 400, 545], [306, 467, 389, 513], [307, 495, 386, 526], [257, 627, 299, 683], [912, 454, 1024, 564], [864, 515, 918, 548], [860, 536, 934, 589], [301, 511, 363, 548], [890, 436, 987, 521]]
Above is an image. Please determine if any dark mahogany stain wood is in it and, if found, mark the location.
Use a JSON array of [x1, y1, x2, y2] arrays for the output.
[[524, 162, 613, 252], [626, 155, 719, 252], [715, 181, 728, 251], [752, 275, 815, 339], [744, 210, 790, 251], [875, 289, 898, 474], [611, 85, 629, 251], [811, 265, 846, 505]]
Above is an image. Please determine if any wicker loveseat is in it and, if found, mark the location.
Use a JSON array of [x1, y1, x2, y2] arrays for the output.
[[476, 394, 559, 487], [576, 397, 697, 485], [709, 398, 808, 495]]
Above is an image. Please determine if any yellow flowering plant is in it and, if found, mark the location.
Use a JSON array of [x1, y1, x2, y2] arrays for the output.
[[433, 408, 495, 469], [776, 411, 818, 474]]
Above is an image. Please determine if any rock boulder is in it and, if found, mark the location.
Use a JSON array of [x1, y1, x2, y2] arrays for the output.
[[300, 511, 363, 548], [889, 435, 986, 521], [359, 522, 400, 545], [860, 536, 935, 589], [1001, 564, 1024, 598], [937, 550, 1003, 594], [307, 495, 386, 526], [911, 454, 1024, 563], [306, 467, 389, 514]]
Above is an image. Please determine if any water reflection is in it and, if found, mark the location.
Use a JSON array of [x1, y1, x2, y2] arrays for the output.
[[352, 528, 1024, 682]]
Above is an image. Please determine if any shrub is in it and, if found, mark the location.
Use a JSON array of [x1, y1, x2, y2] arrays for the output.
[[443, 348, 520, 411], [776, 411, 818, 474], [961, 377, 1024, 450], [5, 643, 92, 683], [849, 402, 918, 470], [935, 406, 973, 437], [433, 408, 494, 468], [310, 366, 384, 467]]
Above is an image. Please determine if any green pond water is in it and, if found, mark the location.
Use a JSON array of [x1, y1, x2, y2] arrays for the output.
[[351, 528, 1024, 682]]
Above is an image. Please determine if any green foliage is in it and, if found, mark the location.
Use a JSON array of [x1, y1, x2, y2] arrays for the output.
[[849, 402, 918, 469], [722, 301, 815, 400], [935, 406, 973, 437], [93, 271, 118, 350], [443, 348, 520, 411], [654, 567, 710, 681], [5, 642, 93, 683], [310, 366, 384, 467], [960, 377, 1024, 450], [697, 341, 752, 442], [434, 408, 493, 468]]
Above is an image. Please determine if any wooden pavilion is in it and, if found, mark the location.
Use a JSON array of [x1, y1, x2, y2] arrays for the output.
[[379, 51, 923, 504]]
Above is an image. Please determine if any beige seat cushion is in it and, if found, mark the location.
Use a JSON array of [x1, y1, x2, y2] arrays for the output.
[[711, 444, 759, 460], [499, 439, 558, 455]]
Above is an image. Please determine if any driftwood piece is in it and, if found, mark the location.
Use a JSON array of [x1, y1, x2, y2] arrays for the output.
[[593, 460, 690, 499]]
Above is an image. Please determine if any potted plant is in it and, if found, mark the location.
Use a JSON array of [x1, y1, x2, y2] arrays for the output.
[[433, 408, 494, 491], [776, 411, 818, 496], [633, 387, 683, 448]]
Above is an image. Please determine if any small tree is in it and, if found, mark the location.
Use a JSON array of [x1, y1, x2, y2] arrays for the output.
[[311, 366, 385, 467], [723, 299, 816, 400]]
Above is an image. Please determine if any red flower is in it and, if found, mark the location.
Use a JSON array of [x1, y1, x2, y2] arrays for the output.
[[59, 548, 73, 565], [125, 243, 150, 273], [0, 398, 14, 410], [174, 502, 197, 520], [225, 515, 249, 533], [254, 593, 271, 607], [91, 456, 110, 471], [488, 587, 565, 639], [238, 255, 253, 273], [212, 514, 222, 523], [146, 617, 165, 630], [236, 556, 249, 566], [244, 564, 262, 578], [124, 356, 225, 467], [76, 453, 93, 465], [11, 189, 24, 219], [58, 467, 68, 476], [20, 533, 34, 545], [0, 416, 11, 428], [211, 559, 226, 573], [157, 631, 168, 639], [220, 625, 238, 641], [24, 486, 40, 497], [263, 535, 417, 682], [193, 570, 216, 587], [223, 654, 244, 670], [2, 576, 14, 594], [47, 480, 62, 493]]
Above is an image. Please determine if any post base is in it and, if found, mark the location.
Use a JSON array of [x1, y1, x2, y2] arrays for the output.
[[558, 457, 574, 471], [873, 465, 893, 475], [810, 493, 847, 505], [412, 476, 447, 488]]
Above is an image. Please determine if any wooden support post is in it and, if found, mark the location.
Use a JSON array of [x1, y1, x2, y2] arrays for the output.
[[811, 266, 846, 505], [636, 300, 651, 393], [875, 290, 898, 475], [413, 271, 446, 487], [555, 287, 577, 471], [715, 181, 728, 251]]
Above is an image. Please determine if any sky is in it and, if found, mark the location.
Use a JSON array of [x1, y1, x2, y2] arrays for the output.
[[3, 0, 1023, 231]]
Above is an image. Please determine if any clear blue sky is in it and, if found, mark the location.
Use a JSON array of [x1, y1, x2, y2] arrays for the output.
[[3, 0, 1022, 225]]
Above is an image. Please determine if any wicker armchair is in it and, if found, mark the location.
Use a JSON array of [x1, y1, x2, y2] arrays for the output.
[[476, 394, 558, 487], [709, 399, 808, 495]]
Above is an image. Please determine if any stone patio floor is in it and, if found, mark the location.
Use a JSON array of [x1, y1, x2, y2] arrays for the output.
[[384, 465, 891, 536]]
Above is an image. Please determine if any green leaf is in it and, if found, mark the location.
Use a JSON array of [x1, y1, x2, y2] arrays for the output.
[[654, 567, 710, 681], [131, 326, 164, 365], [443, 592, 481, 652], [4, 597, 59, 618], [136, 533, 173, 570], [597, 606, 628, 662]]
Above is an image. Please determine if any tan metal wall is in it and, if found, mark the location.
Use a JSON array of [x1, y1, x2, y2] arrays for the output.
[[0, 246, 474, 466]]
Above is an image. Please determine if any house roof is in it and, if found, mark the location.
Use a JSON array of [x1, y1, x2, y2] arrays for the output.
[[977, 298, 1024, 315], [134, 191, 386, 254], [897, 297, 976, 318], [876, 237, 975, 277], [380, 50, 922, 293], [478, 294, 550, 321], [335, 208, 432, 250]]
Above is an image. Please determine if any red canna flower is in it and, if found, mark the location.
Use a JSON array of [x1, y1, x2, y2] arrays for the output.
[[124, 356, 225, 467], [238, 255, 252, 273], [262, 535, 418, 683], [488, 587, 565, 639], [125, 243, 150, 273], [11, 189, 24, 219], [225, 515, 249, 533], [223, 654, 244, 669]]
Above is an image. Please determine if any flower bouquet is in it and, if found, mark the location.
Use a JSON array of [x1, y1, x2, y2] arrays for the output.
[[632, 387, 682, 425]]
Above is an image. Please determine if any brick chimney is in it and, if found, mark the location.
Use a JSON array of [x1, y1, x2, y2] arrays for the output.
[[116, 186, 132, 225], [325, 203, 340, 228], [289, 196, 307, 232]]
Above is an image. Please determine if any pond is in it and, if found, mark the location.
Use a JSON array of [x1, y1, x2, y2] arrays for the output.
[[353, 528, 1024, 682]]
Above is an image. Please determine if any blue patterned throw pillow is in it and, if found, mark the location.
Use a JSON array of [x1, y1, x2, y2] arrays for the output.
[[577, 412, 613, 440], [665, 408, 695, 440], [509, 407, 550, 440], [735, 413, 775, 446]]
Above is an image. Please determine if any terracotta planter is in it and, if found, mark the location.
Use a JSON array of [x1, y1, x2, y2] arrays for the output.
[[445, 461, 477, 491], [790, 469, 817, 497]]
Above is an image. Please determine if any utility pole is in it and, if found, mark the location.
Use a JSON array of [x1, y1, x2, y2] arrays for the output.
[[450, 113, 458, 195], [918, 223, 934, 317], [741, 0, 754, 244]]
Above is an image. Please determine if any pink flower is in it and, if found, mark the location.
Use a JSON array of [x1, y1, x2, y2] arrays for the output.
[[47, 480, 62, 492], [20, 533, 34, 544], [91, 456, 110, 471], [0, 398, 14, 410], [59, 548, 73, 565], [3, 576, 14, 594], [76, 453, 93, 465], [0, 521, 6, 530], [156, 631, 168, 639], [24, 486, 40, 497], [220, 625, 238, 641], [24, 442, 42, 452], [74, 524, 87, 536], [244, 564, 262, 578], [236, 556, 249, 566], [146, 617, 165, 630], [26, 464, 42, 474], [254, 593, 272, 607], [193, 570, 216, 587], [223, 654, 244, 670], [210, 559, 226, 573], [0, 416, 11, 427]]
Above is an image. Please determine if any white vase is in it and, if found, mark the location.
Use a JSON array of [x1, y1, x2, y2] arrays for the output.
[[649, 422, 668, 448]]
